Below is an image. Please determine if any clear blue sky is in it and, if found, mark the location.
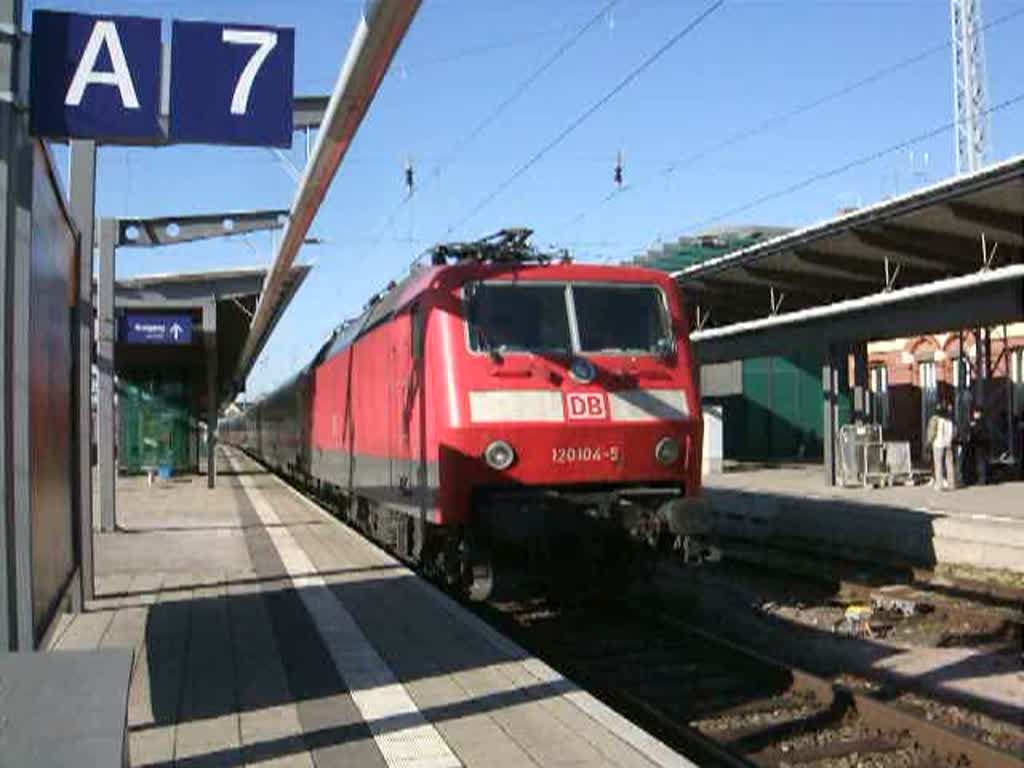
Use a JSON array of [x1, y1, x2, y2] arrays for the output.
[[27, 0, 1024, 397]]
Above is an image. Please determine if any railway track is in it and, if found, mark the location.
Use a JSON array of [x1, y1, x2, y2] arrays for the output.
[[264, 465, 1020, 766], [483, 597, 1023, 768]]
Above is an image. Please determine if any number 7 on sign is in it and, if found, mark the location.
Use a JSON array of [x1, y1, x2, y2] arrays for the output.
[[222, 29, 277, 115]]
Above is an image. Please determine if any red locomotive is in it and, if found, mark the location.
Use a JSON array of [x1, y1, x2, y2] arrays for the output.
[[222, 230, 709, 596]]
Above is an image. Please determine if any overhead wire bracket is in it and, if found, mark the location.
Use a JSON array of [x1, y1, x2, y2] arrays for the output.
[[980, 231, 1000, 270]]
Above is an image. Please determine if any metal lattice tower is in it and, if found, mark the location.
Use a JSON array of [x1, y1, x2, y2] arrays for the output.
[[951, 0, 991, 173]]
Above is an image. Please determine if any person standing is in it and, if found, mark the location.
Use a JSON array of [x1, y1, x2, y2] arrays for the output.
[[967, 408, 989, 485], [929, 401, 956, 490]]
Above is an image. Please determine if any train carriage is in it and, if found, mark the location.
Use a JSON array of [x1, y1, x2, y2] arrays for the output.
[[223, 231, 709, 595]]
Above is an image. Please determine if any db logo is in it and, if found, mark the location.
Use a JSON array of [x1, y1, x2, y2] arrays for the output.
[[566, 393, 607, 420]]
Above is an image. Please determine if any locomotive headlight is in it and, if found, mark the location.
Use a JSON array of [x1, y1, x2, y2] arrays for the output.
[[655, 436, 681, 465], [484, 440, 516, 470], [569, 357, 597, 383]]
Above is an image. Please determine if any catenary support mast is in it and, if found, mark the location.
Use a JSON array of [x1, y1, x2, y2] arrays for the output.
[[951, 0, 991, 173]]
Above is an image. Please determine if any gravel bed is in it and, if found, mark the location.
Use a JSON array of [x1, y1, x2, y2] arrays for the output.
[[770, 722, 920, 768], [694, 697, 817, 733], [654, 561, 1023, 761], [896, 691, 1024, 756]]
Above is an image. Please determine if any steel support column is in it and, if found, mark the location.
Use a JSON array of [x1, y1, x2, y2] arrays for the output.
[[822, 345, 842, 486], [8, 125, 30, 650], [0, 0, 20, 651], [204, 299, 217, 488], [1004, 325, 1017, 468], [852, 342, 869, 423], [1, 0, 34, 650], [97, 219, 117, 532], [69, 139, 95, 604]]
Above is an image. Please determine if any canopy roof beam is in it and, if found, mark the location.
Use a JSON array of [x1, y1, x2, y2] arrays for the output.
[[851, 227, 970, 272], [794, 246, 955, 287], [947, 201, 1024, 245], [117, 210, 286, 248], [789, 250, 890, 286], [683, 281, 820, 317], [739, 264, 868, 296]]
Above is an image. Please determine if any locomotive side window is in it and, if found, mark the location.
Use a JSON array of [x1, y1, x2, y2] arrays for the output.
[[466, 283, 571, 354], [573, 285, 670, 354]]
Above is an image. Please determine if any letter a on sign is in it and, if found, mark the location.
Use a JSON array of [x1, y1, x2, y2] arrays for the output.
[[30, 10, 161, 141], [65, 21, 140, 109]]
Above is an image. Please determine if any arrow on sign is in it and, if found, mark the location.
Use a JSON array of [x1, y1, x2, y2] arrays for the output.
[[169, 322, 184, 341]]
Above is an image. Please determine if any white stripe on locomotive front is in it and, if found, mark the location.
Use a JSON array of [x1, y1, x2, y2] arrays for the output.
[[469, 390, 565, 423], [467, 389, 689, 423], [609, 389, 689, 421]]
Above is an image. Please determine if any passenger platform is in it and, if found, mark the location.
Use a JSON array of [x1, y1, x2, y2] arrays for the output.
[[52, 446, 694, 768], [705, 466, 1024, 574]]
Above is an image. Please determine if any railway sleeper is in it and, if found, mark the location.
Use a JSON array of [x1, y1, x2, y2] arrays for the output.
[[715, 696, 853, 756], [683, 690, 802, 725], [749, 732, 909, 768], [693, 692, 818, 729]]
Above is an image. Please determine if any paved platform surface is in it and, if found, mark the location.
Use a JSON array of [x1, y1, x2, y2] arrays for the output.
[[704, 467, 1024, 573], [53, 446, 693, 768], [0, 649, 133, 766]]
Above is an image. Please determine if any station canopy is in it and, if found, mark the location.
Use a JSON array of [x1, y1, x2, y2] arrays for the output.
[[647, 155, 1024, 361], [114, 265, 310, 408], [662, 155, 1023, 324]]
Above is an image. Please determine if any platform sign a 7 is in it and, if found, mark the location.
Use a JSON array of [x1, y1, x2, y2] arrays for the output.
[[29, 10, 162, 141], [169, 20, 294, 147]]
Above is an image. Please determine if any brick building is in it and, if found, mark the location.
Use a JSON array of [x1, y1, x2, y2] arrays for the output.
[[867, 324, 1024, 461]]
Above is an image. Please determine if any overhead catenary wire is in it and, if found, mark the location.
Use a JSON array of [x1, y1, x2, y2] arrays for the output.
[[676, 90, 1024, 239], [358, 0, 626, 264], [439, 0, 726, 241], [557, 3, 1024, 237], [269, 147, 303, 184], [294, 17, 582, 91], [437, 0, 624, 173]]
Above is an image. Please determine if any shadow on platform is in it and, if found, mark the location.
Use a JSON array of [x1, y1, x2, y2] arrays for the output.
[[136, 574, 574, 767]]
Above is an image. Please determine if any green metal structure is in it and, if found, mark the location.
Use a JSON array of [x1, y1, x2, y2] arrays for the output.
[[722, 351, 851, 462], [117, 376, 197, 474], [637, 226, 791, 273]]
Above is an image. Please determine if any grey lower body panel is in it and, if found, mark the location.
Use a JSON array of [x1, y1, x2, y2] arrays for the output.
[[310, 448, 441, 524]]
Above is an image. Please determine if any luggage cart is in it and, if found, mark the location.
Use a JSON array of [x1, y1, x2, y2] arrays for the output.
[[837, 424, 883, 487], [839, 424, 921, 487]]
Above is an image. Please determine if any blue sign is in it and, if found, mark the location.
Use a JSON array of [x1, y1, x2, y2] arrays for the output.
[[120, 313, 193, 345], [29, 10, 162, 141], [169, 21, 294, 147]]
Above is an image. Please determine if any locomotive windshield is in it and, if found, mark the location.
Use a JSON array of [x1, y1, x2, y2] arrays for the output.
[[573, 284, 670, 354], [466, 283, 572, 353], [466, 282, 671, 355]]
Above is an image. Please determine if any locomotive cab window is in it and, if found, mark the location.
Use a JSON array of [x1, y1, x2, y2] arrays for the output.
[[466, 281, 671, 356], [573, 285, 670, 354], [466, 283, 571, 354]]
